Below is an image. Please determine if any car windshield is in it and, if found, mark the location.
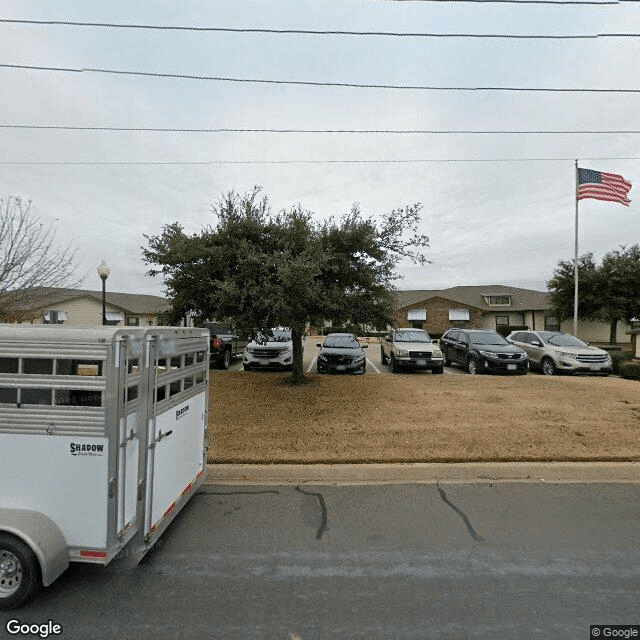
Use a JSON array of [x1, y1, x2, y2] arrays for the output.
[[257, 329, 291, 343], [542, 333, 588, 347], [470, 331, 509, 345], [324, 337, 360, 349], [394, 331, 431, 343]]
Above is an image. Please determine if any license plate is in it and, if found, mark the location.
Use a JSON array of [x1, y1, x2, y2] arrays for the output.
[[507, 364, 517, 370], [417, 359, 427, 367], [336, 365, 346, 371]]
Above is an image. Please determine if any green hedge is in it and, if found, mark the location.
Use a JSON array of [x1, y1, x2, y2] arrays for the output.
[[619, 360, 640, 380], [609, 350, 633, 374]]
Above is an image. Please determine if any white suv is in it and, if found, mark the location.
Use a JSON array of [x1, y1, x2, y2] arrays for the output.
[[507, 330, 612, 376], [243, 328, 295, 371]]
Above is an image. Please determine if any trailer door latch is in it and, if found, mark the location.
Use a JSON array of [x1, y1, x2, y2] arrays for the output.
[[156, 429, 173, 443]]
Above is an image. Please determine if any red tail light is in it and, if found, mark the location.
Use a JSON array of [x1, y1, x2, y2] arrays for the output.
[[212, 337, 221, 348]]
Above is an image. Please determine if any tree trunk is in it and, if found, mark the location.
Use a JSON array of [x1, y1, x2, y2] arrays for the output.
[[609, 319, 618, 345], [291, 325, 306, 383]]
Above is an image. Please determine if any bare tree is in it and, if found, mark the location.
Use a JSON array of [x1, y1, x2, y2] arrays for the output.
[[0, 195, 85, 321]]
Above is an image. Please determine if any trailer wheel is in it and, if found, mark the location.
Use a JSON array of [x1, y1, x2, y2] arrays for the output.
[[0, 533, 42, 610]]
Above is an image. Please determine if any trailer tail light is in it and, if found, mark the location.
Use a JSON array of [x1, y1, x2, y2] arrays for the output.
[[212, 337, 221, 349], [80, 550, 108, 559]]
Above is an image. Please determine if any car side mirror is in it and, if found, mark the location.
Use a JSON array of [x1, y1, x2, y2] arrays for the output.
[[385, 337, 391, 343], [362, 344, 369, 349], [316, 343, 322, 348], [531, 341, 542, 347]]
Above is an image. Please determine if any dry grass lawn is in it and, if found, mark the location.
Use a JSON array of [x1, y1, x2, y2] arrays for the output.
[[207, 371, 640, 464]]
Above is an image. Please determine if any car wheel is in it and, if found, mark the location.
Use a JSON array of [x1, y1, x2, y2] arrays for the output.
[[243, 365, 252, 372], [390, 355, 399, 373], [541, 357, 556, 376], [219, 350, 231, 370], [433, 366, 444, 374], [467, 357, 479, 375], [0, 533, 42, 610], [442, 350, 451, 367], [380, 347, 388, 365]]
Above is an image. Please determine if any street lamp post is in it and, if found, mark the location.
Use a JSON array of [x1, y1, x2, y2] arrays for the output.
[[97, 261, 110, 326]]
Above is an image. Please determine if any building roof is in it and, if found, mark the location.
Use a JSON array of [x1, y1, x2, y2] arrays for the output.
[[11, 287, 170, 315], [394, 285, 550, 312]]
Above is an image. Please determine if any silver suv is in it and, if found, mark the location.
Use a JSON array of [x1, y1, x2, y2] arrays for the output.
[[381, 328, 444, 374], [506, 330, 612, 376], [243, 328, 295, 371]]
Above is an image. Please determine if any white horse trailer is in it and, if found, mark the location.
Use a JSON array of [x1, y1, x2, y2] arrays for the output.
[[0, 325, 210, 608]]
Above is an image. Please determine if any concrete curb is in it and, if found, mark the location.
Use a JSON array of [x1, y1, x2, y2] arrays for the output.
[[204, 462, 640, 486]]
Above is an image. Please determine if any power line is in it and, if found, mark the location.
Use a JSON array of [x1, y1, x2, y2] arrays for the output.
[[1, 64, 638, 93], [0, 18, 638, 38], [0, 157, 638, 166], [1, 124, 640, 134]]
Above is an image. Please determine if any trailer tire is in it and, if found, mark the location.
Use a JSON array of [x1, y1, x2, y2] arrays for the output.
[[0, 533, 42, 610]]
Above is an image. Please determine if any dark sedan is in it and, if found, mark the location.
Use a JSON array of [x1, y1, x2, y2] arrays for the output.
[[316, 333, 368, 374]]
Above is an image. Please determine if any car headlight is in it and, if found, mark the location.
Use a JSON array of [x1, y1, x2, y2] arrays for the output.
[[478, 350, 499, 359], [318, 354, 327, 362], [519, 352, 528, 359], [555, 350, 577, 359], [432, 349, 443, 358], [245, 348, 254, 356], [353, 355, 365, 363], [395, 348, 408, 357]]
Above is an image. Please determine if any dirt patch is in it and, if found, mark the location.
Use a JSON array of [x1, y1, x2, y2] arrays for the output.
[[207, 371, 640, 464]]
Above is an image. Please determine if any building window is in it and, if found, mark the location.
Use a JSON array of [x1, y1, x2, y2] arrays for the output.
[[407, 308, 427, 321], [126, 316, 140, 326], [449, 309, 470, 328], [495, 316, 510, 328], [43, 310, 68, 324], [104, 311, 123, 325], [486, 296, 511, 306], [544, 316, 560, 331]]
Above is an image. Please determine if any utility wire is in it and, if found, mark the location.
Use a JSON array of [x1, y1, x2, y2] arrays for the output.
[[0, 157, 638, 165], [1, 64, 638, 93], [1, 124, 639, 134], [0, 19, 637, 38]]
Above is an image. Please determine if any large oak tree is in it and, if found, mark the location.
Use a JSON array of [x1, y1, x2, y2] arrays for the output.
[[142, 188, 430, 382]]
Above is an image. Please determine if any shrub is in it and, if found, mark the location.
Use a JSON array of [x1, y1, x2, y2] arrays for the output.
[[609, 350, 632, 374], [619, 360, 640, 380]]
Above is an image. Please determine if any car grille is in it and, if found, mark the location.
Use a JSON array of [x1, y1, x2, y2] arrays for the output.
[[252, 348, 286, 358], [496, 353, 521, 360], [575, 354, 609, 364], [324, 354, 354, 364], [409, 351, 432, 358]]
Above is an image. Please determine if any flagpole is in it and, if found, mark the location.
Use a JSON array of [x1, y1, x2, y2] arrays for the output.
[[574, 159, 579, 338]]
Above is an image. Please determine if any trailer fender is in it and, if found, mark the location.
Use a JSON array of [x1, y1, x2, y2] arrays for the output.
[[0, 509, 69, 587]]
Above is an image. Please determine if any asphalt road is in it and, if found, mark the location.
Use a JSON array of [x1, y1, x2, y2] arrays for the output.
[[4, 482, 638, 640]]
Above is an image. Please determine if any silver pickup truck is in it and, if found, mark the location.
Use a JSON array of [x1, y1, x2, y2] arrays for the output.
[[381, 328, 444, 374]]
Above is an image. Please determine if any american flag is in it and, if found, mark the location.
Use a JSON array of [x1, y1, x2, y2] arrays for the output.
[[577, 168, 632, 206]]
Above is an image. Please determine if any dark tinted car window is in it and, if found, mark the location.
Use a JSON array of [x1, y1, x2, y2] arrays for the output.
[[445, 331, 458, 341], [468, 331, 509, 345], [511, 332, 526, 342], [324, 336, 360, 349]]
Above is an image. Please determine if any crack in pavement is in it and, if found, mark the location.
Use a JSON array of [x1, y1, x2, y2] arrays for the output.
[[295, 486, 328, 540], [436, 482, 485, 543]]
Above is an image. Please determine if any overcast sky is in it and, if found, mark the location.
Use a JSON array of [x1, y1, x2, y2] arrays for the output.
[[1, 0, 638, 298]]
